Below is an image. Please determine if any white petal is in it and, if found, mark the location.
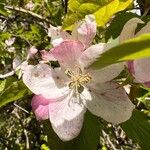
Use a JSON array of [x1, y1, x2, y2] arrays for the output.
[[48, 25, 71, 46], [135, 21, 150, 37], [49, 92, 86, 141], [82, 82, 134, 124], [23, 64, 69, 99], [88, 63, 124, 83], [119, 18, 144, 43], [72, 15, 96, 47], [79, 43, 109, 68], [134, 58, 150, 83]]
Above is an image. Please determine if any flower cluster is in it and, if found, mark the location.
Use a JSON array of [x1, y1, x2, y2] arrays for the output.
[[22, 15, 135, 141]]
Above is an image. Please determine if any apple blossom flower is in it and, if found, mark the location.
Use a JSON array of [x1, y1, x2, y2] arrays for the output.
[[23, 15, 134, 141], [120, 18, 150, 86]]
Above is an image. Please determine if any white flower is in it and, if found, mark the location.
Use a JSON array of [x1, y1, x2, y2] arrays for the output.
[[23, 15, 134, 141]]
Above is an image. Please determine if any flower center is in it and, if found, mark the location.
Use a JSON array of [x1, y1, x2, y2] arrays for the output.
[[65, 67, 92, 93]]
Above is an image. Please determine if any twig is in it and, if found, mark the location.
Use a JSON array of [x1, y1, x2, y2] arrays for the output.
[[5, 5, 52, 25], [142, 7, 150, 17], [102, 130, 118, 150], [0, 70, 15, 79], [24, 129, 30, 149], [12, 108, 30, 149], [62, 0, 68, 14], [0, 16, 7, 20], [14, 103, 29, 114]]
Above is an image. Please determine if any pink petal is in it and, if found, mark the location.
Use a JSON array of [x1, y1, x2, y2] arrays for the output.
[[72, 15, 96, 47], [29, 46, 38, 54], [31, 95, 50, 120], [144, 82, 150, 87], [48, 93, 86, 141], [127, 61, 135, 74], [133, 58, 150, 83], [82, 82, 134, 124], [119, 18, 144, 43], [51, 40, 84, 68], [48, 25, 71, 46], [40, 50, 56, 61], [23, 64, 69, 99]]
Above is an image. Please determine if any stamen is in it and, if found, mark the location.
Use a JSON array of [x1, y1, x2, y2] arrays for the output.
[[65, 67, 92, 94]]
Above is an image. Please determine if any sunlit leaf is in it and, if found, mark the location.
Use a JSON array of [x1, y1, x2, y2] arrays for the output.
[[91, 34, 150, 69], [63, 0, 132, 29], [0, 79, 30, 107]]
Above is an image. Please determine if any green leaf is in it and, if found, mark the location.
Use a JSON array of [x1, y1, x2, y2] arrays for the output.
[[0, 80, 6, 92], [0, 79, 29, 107], [0, 32, 11, 41], [91, 34, 150, 69], [44, 111, 103, 150], [0, 3, 9, 16], [63, 0, 132, 29], [121, 110, 150, 150]]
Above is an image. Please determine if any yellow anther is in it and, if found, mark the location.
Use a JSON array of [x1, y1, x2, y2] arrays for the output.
[[65, 67, 92, 93]]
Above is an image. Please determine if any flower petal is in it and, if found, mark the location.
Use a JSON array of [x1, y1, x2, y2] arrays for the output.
[[88, 63, 124, 83], [72, 15, 96, 47], [51, 40, 85, 68], [49, 92, 86, 141], [135, 21, 150, 37], [133, 58, 150, 83], [127, 61, 135, 74], [82, 82, 134, 124], [40, 50, 56, 61], [119, 18, 144, 43], [48, 25, 71, 46], [23, 64, 69, 99], [79, 43, 107, 68], [31, 95, 50, 120]]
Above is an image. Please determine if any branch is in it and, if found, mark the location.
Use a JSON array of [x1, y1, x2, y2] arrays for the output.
[[5, 5, 52, 25], [102, 130, 118, 150], [0, 70, 15, 79], [14, 103, 29, 114]]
